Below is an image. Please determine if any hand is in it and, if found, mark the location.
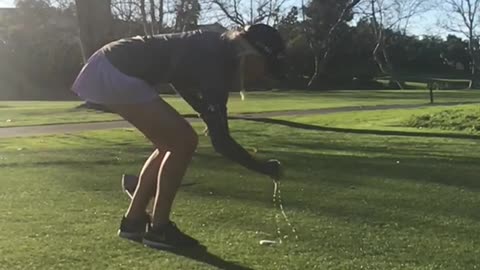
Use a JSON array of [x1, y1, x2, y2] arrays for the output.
[[261, 159, 282, 181]]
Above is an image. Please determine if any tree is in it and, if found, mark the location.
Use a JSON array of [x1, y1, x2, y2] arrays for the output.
[[303, 0, 362, 88], [210, 0, 287, 26], [149, 0, 158, 33], [112, 0, 140, 22], [50, 0, 75, 9], [441, 35, 470, 74], [360, 0, 432, 88], [440, 0, 480, 88], [1, 0, 82, 99], [75, 0, 114, 61], [139, 0, 150, 35], [111, 0, 167, 36], [277, 7, 314, 87], [174, 0, 201, 31], [158, 0, 164, 32]]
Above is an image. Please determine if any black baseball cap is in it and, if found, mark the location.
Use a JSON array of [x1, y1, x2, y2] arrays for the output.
[[244, 24, 287, 80]]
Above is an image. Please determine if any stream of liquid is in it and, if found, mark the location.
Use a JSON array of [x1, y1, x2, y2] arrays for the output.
[[272, 180, 299, 244]]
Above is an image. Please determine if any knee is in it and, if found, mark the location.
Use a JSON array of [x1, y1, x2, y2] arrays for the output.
[[144, 149, 165, 168], [151, 149, 163, 160], [166, 126, 198, 155], [182, 127, 198, 154]]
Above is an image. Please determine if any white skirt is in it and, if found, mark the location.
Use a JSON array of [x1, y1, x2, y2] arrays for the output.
[[71, 49, 159, 105]]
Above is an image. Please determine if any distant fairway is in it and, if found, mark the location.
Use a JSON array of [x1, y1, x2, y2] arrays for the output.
[[1, 89, 480, 127]]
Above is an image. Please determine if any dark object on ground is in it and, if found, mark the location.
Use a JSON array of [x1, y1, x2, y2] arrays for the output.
[[122, 174, 138, 199]]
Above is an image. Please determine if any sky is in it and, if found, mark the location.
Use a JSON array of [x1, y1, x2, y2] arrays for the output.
[[0, 0, 450, 38], [0, 0, 12, 8]]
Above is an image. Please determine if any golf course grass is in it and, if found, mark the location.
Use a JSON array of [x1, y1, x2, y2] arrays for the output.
[[1, 114, 479, 269], [277, 104, 480, 137], [1, 89, 480, 127], [407, 106, 480, 132]]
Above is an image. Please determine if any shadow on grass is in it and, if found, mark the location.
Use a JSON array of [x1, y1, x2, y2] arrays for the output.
[[230, 116, 480, 140], [160, 247, 254, 270]]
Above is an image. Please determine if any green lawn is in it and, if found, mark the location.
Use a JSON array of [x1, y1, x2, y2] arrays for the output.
[[277, 104, 480, 138], [1, 89, 480, 127], [1, 116, 479, 269], [407, 106, 480, 132]]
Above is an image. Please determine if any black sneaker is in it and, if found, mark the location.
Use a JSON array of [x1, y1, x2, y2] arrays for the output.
[[118, 215, 151, 242], [122, 174, 138, 199], [142, 221, 200, 249]]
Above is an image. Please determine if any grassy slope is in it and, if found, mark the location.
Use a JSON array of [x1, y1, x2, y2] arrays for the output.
[[407, 106, 480, 132], [279, 104, 480, 137], [1, 119, 479, 269], [1, 90, 480, 127]]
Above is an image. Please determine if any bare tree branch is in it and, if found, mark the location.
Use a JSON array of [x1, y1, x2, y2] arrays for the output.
[[439, 0, 480, 87], [360, 0, 432, 88], [306, 0, 363, 87], [211, 0, 245, 25], [112, 0, 141, 22], [208, 0, 288, 26]]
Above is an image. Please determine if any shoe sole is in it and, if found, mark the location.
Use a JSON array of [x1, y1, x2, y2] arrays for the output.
[[118, 230, 144, 243], [142, 238, 177, 250], [142, 238, 202, 250]]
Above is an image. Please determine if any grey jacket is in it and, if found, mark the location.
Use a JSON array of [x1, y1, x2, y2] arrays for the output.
[[103, 30, 271, 176]]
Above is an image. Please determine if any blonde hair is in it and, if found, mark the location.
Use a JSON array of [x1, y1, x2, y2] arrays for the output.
[[222, 29, 245, 41]]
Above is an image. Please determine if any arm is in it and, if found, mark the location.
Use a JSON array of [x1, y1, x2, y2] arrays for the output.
[[172, 86, 206, 114], [184, 48, 280, 177], [200, 101, 269, 175]]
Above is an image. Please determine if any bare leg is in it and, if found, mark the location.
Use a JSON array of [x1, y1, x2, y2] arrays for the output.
[[152, 145, 196, 226], [107, 98, 198, 226], [126, 149, 165, 220]]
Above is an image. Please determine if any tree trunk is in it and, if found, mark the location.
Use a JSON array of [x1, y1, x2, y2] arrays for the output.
[[373, 42, 385, 73], [468, 35, 478, 89], [250, 0, 254, 24], [139, 0, 150, 36], [158, 0, 164, 33], [370, 0, 401, 89], [174, 0, 185, 31], [75, 0, 114, 63], [382, 45, 404, 89], [468, 54, 477, 89], [149, 0, 157, 35], [308, 54, 321, 88], [471, 65, 477, 89], [307, 48, 331, 89], [373, 31, 403, 89]]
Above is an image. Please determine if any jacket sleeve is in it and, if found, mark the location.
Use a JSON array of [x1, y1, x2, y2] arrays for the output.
[[174, 88, 206, 114], [177, 46, 268, 175], [199, 98, 268, 175]]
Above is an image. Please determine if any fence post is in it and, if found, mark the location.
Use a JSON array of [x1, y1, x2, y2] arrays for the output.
[[428, 80, 435, 104]]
